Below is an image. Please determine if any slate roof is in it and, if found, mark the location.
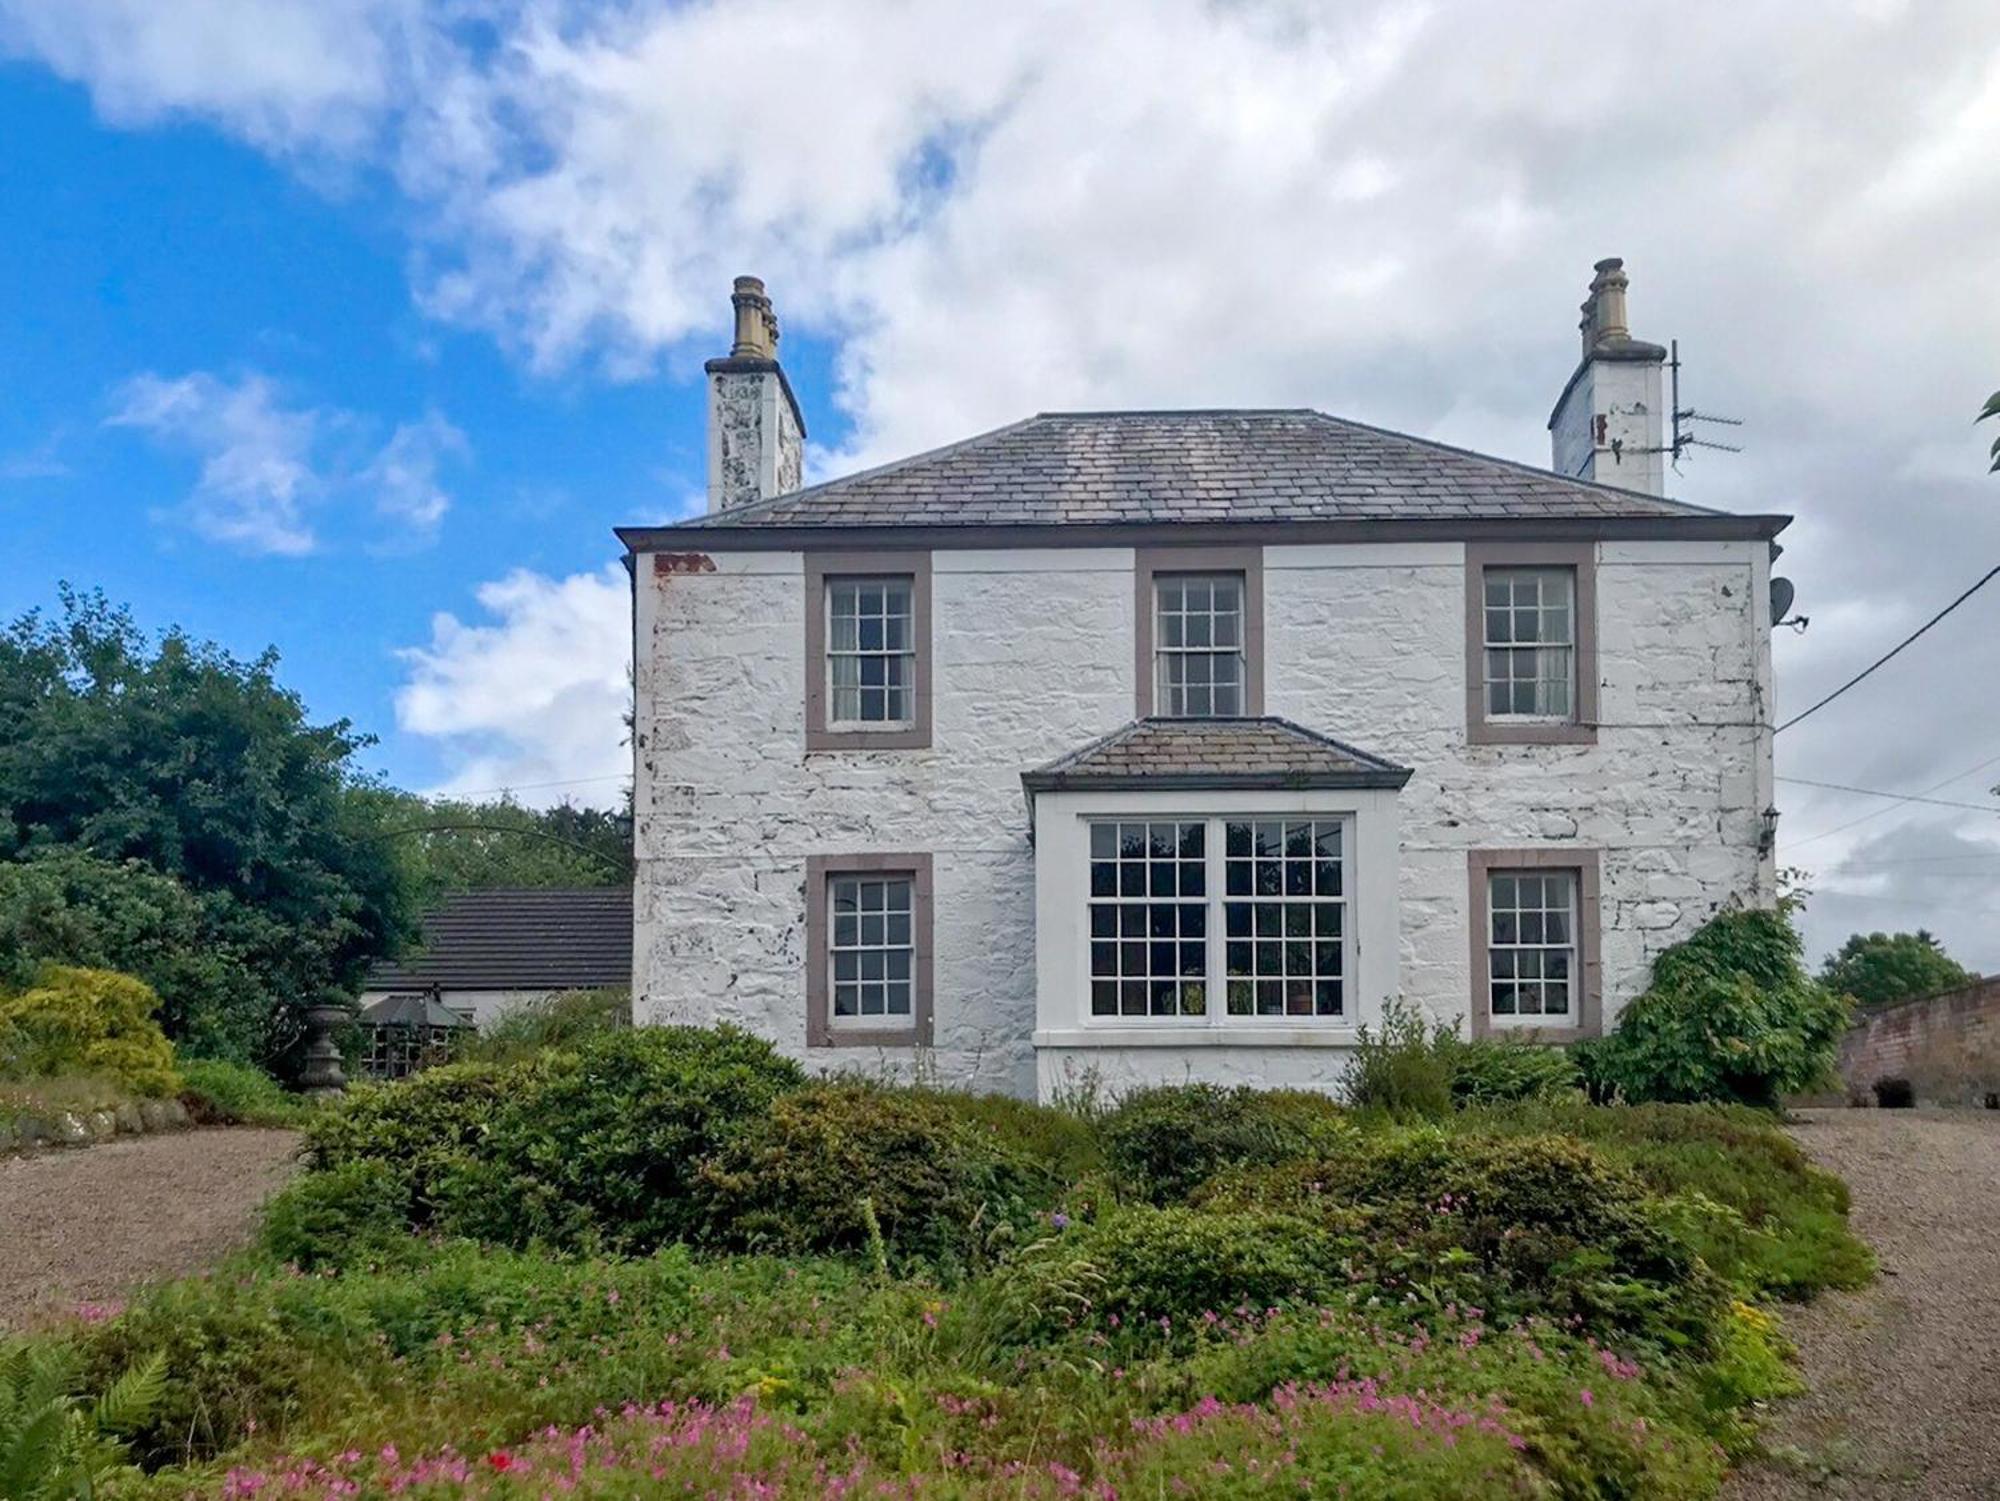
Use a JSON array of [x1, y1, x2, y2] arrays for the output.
[[632, 409, 1757, 537], [1022, 717, 1412, 794], [364, 889, 633, 992]]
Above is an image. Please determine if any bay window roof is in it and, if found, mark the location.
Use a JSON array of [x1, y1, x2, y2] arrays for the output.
[[1022, 717, 1411, 799]]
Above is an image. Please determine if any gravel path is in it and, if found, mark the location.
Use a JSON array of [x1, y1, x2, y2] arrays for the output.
[[0, 1128, 300, 1332], [1724, 1108, 2000, 1500]]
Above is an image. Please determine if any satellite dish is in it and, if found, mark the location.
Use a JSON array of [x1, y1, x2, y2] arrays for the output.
[[1770, 576, 1797, 626]]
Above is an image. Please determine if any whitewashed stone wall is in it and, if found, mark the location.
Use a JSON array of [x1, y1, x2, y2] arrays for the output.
[[707, 370, 803, 512], [1549, 356, 1668, 495], [633, 536, 1773, 1100]]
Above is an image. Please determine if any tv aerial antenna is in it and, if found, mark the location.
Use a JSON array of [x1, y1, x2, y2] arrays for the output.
[[1664, 339, 1743, 471]]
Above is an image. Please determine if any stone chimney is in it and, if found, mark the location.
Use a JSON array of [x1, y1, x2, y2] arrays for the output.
[[1548, 257, 1668, 495], [705, 275, 806, 513]]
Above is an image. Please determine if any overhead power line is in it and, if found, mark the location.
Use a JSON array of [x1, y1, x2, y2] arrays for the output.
[[1786, 748, 2000, 849], [1775, 775, 2000, 815], [1775, 563, 2000, 734]]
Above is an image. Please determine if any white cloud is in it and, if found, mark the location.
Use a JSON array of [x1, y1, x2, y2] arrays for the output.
[[107, 370, 467, 553], [109, 371, 322, 554], [22, 0, 2000, 958], [363, 410, 468, 541], [394, 565, 630, 806]]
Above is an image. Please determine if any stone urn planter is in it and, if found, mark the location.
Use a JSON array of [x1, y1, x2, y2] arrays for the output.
[[299, 996, 355, 1098]]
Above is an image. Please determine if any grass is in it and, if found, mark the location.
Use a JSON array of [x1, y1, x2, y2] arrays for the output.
[[175, 1057, 310, 1127]]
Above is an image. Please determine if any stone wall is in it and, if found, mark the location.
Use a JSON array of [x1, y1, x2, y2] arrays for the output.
[[1840, 976, 2000, 1104], [632, 537, 1773, 1100]]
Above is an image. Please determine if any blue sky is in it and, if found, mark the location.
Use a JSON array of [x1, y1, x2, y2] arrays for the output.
[[0, 1, 1996, 967], [0, 60, 846, 795]]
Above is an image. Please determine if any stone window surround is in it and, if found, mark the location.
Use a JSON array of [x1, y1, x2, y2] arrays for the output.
[[1464, 542, 1598, 746], [1466, 848, 1603, 1044], [1134, 546, 1265, 719], [805, 852, 935, 1048], [804, 550, 933, 750]]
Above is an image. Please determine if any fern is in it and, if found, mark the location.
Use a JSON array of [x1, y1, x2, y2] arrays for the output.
[[0, 1342, 163, 1501]]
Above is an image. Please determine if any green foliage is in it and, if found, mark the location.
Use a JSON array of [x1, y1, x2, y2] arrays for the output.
[[353, 788, 630, 901], [0, 850, 269, 1060], [303, 1061, 518, 1228], [1819, 929, 1972, 1008], [0, 1341, 165, 1501], [0, 966, 181, 1096], [1099, 1083, 1354, 1202], [176, 1057, 304, 1126], [1344, 1001, 1460, 1118], [0, 590, 417, 1076], [1580, 905, 1851, 1108], [1451, 1038, 1583, 1105], [698, 1084, 1065, 1267], [1202, 1128, 1724, 1353], [459, 987, 630, 1065], [309, 1029, 804, 1253], [261, 1161, 410, 1270]]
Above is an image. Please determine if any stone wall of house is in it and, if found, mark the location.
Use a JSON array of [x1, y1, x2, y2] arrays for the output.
[[708, 370, 803, 512], [1839, 976, 2000, 1103], [632, 537, 1772, 1100]]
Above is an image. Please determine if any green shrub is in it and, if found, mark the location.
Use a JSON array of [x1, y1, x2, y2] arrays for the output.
[[1098, 1083, 1353, 1202], [936, 1088, 1106, 1183], [0, 966, 181, 1096], [460, 987, 629, 1066], [304, 1060, 518, 1228], [698, 1084, 1064, 1268], [1202, 1128, 1724, 1352], [433, 1026, 805, 1251], [1580, 905, 1850, 1108], [262, 1161, 409, 1269], [177, 1057, 303, 1126], [991, 1204, 1354, 1345], [1343, 1001, 1458, 1118], [1450, 1038, 1582, 1105]]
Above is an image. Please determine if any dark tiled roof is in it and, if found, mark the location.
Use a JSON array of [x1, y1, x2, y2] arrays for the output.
[[359, 992, 473, 1029], [683, 409, 1727, 530], [1022, 717, 1412, 794], [365, 889, 633, 991]]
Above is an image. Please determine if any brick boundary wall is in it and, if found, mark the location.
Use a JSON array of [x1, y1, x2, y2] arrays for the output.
[[1839, 975, 2000, 1103]]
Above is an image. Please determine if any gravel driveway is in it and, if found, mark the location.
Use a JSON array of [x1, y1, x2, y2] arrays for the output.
[[0, 1128, 300, 1332], [1724, 1108, 2000, 1500]]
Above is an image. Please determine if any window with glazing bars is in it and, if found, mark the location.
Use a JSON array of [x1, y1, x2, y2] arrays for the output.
[[1087, 821, 1207, 1017], [1483, 567, 1575, 718], [829, 873, 914, 1021], [827, 577, 914, 724], [1154, 574, 1245, 718], [1224, 820, 1346, 1017], [1486, 870, 1576, 1020]]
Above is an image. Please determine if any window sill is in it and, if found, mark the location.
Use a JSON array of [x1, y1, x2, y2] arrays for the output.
[[806, 726, 931, 752], [1466, 719, 1596, 747], [1035, 1026, 1361, 1049]]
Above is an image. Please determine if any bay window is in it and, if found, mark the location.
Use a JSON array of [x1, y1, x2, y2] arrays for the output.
[[1085, 814, 1352, 1025]]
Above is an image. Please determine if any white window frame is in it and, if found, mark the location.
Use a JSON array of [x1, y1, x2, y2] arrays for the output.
[[826, 870, 917, 1029], [1153, 573, 1248, 719], [1483, 867, 1580, 1027], [1481, 565, 1577, 723], [1081, 812, 1357, 1030], [824, 575, 917, 731]]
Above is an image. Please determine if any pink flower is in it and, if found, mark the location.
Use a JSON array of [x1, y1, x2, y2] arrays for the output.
[[1579, 1388, 1595, 1408]]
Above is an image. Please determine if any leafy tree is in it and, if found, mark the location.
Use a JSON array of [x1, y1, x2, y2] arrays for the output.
[[352, 788, 630, 901], [1819, 929, 1973, 1008], [0, 588, 416, 1074]]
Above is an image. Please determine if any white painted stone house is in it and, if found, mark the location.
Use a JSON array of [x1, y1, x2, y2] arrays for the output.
[[622, 265, 1785, 1101]]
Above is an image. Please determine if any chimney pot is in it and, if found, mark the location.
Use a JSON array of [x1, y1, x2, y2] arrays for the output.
[[730, 274, 779, 360], [1583, 256, 1631, 350]]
